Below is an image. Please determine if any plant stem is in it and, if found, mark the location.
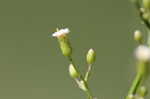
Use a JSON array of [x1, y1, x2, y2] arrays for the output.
[[128, 72, 143, 95], [85, 64, 92, 82], [126, 62, 145, 99]]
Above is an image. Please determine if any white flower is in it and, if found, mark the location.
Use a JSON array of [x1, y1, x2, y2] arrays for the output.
[[52, 28, 70, 37], [135, 45, 150, 62]]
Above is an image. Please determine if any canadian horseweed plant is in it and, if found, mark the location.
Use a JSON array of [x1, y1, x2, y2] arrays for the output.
[[51, 0, 150, 99]]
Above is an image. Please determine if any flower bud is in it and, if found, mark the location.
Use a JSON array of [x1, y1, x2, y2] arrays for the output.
[[134, 30, 143, 43], [86, 48, 96, 64], [69, 64, 80, 79], [143, 12, 150, 21], [143, 0, 150, 9], [138, 86, 148, 97], [52, 28, 72, 57]]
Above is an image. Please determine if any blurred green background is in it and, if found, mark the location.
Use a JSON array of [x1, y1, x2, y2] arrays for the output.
[[0, 0, 149, 99]]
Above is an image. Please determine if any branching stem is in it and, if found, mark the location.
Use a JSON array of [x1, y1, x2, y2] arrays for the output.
[[68, 56, 93, 99]]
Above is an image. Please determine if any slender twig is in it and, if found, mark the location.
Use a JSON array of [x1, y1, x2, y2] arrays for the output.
[[85, 64, 92, 82], [128, 72, 143, 95]]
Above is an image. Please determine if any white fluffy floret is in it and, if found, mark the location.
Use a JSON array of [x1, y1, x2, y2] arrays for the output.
[[52, 28, 70, 37], [135, 45, 150, 62]]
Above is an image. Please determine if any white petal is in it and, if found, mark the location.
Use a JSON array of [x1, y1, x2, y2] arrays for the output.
[[52, 28, 70, 37]]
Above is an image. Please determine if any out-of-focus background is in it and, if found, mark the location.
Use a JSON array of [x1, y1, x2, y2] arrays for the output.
[[0, 0, 149, 99]]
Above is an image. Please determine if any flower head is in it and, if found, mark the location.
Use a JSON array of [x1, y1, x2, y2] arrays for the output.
[[52, 28, 70, 37], [134, 30, 143, 43], [52, 28, 72, 57], [135, 45, 150, 62], [86, 48, 96, 64]]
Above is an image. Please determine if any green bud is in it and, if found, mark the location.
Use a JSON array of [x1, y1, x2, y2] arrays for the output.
[[134, 30, 143, 43], [143, 12, 150, 21], [138, 86, 148, 97], [69, 64, 80, 79], [58, 36, 72, 57], [86, 48, 96, 64], [143, 0, 150, 9]]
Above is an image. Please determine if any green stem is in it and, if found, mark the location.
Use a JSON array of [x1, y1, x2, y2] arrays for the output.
[[126, 61, 146, 99], [85, 64, 92, 82], [126, 72, 144, 99], [128, 73, 143, 95]]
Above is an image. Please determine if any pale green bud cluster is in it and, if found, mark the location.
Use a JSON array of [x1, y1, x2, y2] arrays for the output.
[[86, 48, 96, 64], [52, 28, 96, 99]]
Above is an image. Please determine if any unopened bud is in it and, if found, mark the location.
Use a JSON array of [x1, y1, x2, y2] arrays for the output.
[[86, 48, 96, 64], [69, 64, 80, 79], [134, 30, 143, 43], [143, 12, 150, 21], [138, 86, 148, 97], [143, 0, 150, 9]]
